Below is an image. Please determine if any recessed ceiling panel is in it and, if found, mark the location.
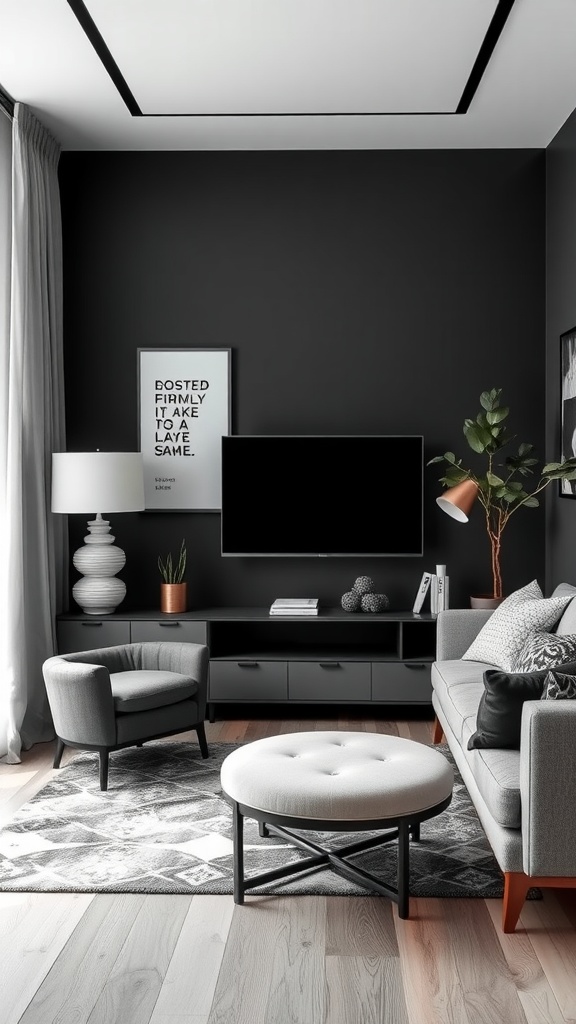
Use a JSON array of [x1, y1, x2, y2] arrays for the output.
[[84, 0, 499, 114]]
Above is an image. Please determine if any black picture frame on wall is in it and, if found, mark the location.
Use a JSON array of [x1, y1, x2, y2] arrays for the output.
[[560, 326, 576, 498]]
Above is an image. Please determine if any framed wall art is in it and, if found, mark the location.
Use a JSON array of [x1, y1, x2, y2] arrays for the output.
[[138, 348, 231, 511], [560, 326, 576, 498]]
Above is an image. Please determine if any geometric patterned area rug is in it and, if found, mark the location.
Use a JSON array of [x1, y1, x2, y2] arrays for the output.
[[0, 741, 538, 899]]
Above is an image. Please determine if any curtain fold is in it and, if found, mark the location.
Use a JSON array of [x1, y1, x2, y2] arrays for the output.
[[0, 102, 67, 762]]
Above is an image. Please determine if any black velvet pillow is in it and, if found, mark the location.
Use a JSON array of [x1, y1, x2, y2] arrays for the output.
[[467, 660, 576, 750]]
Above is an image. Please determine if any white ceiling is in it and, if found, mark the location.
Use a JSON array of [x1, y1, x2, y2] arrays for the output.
[[1, 0, 576, 151]]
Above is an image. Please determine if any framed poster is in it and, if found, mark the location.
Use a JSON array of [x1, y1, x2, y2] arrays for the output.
[[138, 348, 231, 510], [560, 327, 576, 498]]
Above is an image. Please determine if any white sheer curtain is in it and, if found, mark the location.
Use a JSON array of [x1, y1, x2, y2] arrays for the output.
[[0, 102, 67, 762]]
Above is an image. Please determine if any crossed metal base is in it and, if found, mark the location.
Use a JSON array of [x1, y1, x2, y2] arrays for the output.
[[226, 794, 451, 919]]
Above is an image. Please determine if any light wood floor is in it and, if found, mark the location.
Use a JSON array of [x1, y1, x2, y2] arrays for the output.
[[1, 708, 576, 1024]]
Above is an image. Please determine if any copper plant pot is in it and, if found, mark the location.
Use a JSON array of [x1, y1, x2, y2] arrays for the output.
[[160, 582, 187, 613], [470, 595, 504, 610]]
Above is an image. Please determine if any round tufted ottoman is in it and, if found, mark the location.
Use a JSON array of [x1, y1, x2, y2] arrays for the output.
[[220, 730, 454, 917]]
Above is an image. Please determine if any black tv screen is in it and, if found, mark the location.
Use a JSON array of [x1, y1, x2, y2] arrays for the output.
[[221, 435, 423, 557]]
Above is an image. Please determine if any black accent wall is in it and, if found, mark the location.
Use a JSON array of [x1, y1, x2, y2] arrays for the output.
[[58, 149, 545, 611]]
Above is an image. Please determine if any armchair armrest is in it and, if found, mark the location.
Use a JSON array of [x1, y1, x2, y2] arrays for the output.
[[42, 656, 117, 746], [520, 700, 576, 876], [435, 608, 494, 661]]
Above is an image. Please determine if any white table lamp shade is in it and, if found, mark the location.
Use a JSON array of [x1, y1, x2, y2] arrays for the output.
[[51, 452, 145, 615], [51, 452, 145, 514]]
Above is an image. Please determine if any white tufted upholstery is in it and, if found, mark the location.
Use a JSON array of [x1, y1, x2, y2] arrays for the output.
[[221, 731, 454, 822]]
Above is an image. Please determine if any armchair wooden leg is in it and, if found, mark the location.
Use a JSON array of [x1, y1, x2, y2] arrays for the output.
[[503, 872, 530, 932], [99, 750, 110, 791], [53, 738, 65, 768], [196, 721, 209, 759], [432, 717, 444, 744]]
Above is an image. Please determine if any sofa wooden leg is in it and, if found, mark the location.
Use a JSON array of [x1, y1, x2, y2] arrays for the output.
[[502, 872, 530, 932], [432, 717, 444, 744]]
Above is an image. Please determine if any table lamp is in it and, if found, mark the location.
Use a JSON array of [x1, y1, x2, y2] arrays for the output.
[[51, 451, 145, 614]]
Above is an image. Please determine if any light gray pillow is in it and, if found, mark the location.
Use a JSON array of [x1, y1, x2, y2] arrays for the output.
[[462, 580, 573, 672], [512, 630, 576, 672], [541, 670, 576, 700]]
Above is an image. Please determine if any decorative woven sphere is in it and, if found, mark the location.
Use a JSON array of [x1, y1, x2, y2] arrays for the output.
[[341, 590, 361, 612], [353, 575, 375, 596], [361, 593, 390, 613]]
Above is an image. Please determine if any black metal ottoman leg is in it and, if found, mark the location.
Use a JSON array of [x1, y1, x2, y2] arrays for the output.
[[397, 819, 410, 919], [258, 821, 269, 837], [232, 801, 245, 905], [410, 823, 420, 842]]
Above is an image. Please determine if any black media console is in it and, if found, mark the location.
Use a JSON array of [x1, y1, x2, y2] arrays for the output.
[[56, 607, 437, 721]]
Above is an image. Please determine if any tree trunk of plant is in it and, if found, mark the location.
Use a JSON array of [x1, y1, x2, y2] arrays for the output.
[[491, 535, 502, 600]]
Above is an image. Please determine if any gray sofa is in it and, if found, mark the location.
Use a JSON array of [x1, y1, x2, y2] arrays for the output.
[[431, 583, 576, 932]]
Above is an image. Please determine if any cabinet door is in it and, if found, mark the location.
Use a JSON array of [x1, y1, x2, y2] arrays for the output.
[[289, 661, 371, 701], [130, 620, 208, 644], [209, 661, 288, 701], [371, 662, 432, 703], [57, 620, 130, 654]]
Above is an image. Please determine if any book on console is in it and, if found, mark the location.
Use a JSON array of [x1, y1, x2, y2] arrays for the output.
[[270, 598, 319, 615], [269, 607, 319, 616]]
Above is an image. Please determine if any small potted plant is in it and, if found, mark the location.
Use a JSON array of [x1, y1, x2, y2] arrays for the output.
[[430, 388, 576, 605], [158, 538, 187, 613]]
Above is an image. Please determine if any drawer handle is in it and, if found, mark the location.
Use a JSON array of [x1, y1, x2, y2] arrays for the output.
[[406, 662, 426, 670], [237, 661, 258, 668], [159, 622, 181, 627], [81, 621, 103, 627], [319, 662, 340, 669]]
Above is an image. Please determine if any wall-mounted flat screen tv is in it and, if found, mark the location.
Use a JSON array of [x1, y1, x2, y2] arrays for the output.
[[221, 435, 424, 557]]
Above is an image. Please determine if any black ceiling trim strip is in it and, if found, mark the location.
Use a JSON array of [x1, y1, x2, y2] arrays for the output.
[[456, 0, 517, 114], [68, 0, 515, 120], [66, 0, 143, 116]]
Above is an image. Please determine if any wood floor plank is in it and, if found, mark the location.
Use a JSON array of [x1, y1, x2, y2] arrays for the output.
[[149, 895, 234, 1022], [393, 898, 473, 1024], [325, 896, 398, 957], [325, 955, 409, 1024], [0, 892, 94, 1024], [86, 895, 191, 1024], [18, 893, 146, 1024], [208, 896, 326, 1024], [440, 898, 529, 1024], [519, 891, 576, 1020], [484, 898, 572, 1024]]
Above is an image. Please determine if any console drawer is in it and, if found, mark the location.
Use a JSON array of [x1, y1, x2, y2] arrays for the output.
[[130, 620, 208, 644], [288, 661, 371, 701], [57, 619, 130, 654], [209, 660, 288, 700], [371, 662, 432, 702]]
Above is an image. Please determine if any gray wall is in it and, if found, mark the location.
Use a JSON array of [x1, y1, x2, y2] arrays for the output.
[[546, 109, 576, 591], [58, 149, 546, 611]]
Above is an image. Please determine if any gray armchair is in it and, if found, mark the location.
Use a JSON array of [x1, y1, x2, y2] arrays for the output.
[[42, 641, 210, 790]]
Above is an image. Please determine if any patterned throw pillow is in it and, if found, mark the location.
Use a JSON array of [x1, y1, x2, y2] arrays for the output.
[[541, 670, 576, 700], [462, 580, 573, 672], [512, 631, 576, 672]]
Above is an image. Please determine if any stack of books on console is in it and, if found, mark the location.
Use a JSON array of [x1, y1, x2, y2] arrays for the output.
[[269, 598, 319, 616]]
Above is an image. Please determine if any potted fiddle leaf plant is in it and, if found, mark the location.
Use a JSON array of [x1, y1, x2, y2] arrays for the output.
[[429, 388, 576, 605], [158, 538, 187, 613]]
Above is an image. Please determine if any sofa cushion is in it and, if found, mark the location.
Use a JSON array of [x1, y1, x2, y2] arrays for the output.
[[431, 661, 523, 827], [462, 580, 572, 671], [512, 630, 576, 671], [431, 659, 494, 746], [110, 670, 198, 714]]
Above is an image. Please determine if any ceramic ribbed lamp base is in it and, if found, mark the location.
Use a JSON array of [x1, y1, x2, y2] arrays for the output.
[[71, 514, 127, 614]]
